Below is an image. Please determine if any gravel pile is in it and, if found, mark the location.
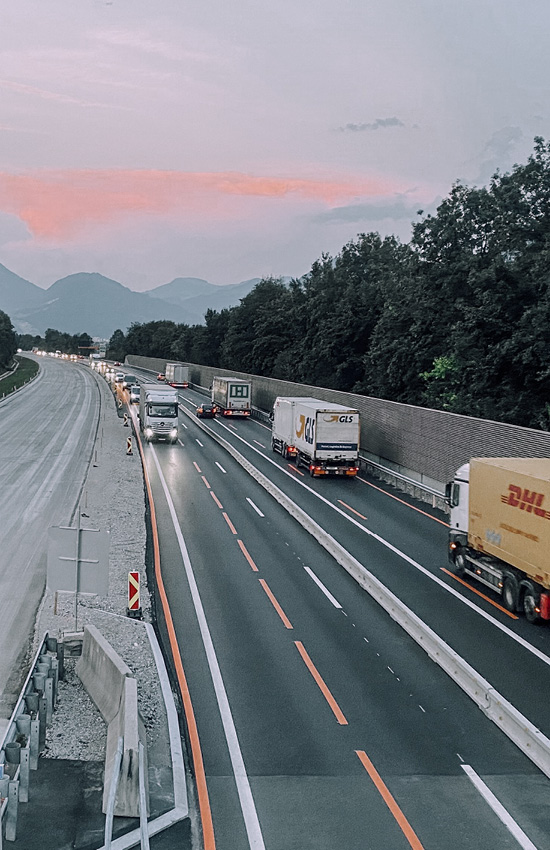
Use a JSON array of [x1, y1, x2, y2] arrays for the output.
[[34, 371, 166, 761]]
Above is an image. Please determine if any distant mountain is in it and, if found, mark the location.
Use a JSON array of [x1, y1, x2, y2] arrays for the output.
[[0, 264, 47, 321], [177, 278, 261, 320], [145, 277, 217, 306], [2, 265, 288, 337], [12, 273, 198, 337]]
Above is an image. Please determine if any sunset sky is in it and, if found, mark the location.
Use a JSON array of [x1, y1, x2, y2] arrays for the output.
[[1, 0, 548, 290]]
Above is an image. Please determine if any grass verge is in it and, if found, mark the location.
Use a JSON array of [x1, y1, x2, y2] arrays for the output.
[[0, 356, 39, 397]]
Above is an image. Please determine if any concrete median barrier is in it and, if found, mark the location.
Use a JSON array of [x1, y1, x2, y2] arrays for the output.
[[76, 625, 148, 818], [183, 407, 550, 780]]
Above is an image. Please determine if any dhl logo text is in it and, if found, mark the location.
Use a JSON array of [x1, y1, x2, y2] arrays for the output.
[[501, 484, 550, 519]]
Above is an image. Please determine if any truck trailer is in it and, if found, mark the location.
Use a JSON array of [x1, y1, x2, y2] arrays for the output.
[[165, 363, 189, 388], [447, 457, 550, 622], [211, 377, 251, 417], [139, 383, 179, 443], [271, 397, 360, 477]]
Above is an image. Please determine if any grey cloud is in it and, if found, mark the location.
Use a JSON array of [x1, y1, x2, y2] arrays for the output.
[[339, 117, 405, 132], [316, 198, 424, 224], [475, 126, 523, 183]]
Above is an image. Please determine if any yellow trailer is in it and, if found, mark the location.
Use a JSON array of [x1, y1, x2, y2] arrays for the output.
[[448, 457, 550, 622]]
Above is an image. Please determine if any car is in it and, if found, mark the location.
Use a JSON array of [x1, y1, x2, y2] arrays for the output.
[[122, 374, 138, 388], [157, 373, 165, 381], [114, 361, 122, 366], [115, 372, 124, 383], [129, 386, 140, 404], [196, 403, 217, 419]]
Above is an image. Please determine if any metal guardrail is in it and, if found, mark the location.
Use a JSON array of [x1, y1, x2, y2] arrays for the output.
[[0, 633, 61, 843]]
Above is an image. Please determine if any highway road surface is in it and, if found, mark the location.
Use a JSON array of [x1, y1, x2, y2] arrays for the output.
[[127, 369, 550, 850], [0, 355, 101, 733]]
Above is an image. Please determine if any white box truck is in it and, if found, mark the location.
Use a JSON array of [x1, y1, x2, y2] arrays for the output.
[[139, 383, 179, 443], [212, 376, 251, 417], [271, 397, 360, 477], [165, 363, 189, 388]]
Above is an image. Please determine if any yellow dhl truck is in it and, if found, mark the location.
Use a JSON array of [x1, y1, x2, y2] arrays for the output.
[[447, 457, 550, 622]]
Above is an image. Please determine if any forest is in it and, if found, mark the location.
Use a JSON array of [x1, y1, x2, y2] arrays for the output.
[[106, 138, 550, 430]]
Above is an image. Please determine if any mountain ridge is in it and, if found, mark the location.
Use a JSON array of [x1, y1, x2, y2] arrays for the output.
[[0, 266, 270, 337]]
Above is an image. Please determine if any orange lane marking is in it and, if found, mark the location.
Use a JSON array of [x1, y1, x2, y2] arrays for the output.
[[338, 499, 367, 520], [440, 568, 518, 619], [294, 641, 348, 725], [193, 461, 202, 473], [356, 750, 425, 850], [222, 512, 238, 535], [288, 464, 304, 476], [210, 491, 224, 510], [201, 475, 211, 489], [357, 477, 449, 527], [237, 539, 259, 571], [259, 579, 293, 628], [135, 427, 215, 848]]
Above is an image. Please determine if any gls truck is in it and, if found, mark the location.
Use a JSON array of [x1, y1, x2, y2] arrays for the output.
[[212, 377, 251, 417], [447, 457, 550, 623], [165, 363, 189, 388], [139, 383, 179, 443], [271, 397, 360, 477]]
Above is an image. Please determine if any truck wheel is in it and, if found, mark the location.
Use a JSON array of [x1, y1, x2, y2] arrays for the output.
[[453, 548, 466, 577], [502, 575, 519, 612], [523, 586, 541, 623], [271, 437, 277, 453]]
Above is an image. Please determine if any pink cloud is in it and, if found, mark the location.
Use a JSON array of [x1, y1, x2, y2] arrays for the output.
[[0, 169, 402, 239]]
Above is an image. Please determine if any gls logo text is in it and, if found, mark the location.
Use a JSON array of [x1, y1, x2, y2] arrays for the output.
[[322, 414, 355, 424], [296, 415, 315, 445]]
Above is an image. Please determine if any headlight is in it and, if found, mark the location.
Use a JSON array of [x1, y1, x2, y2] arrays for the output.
[[145, 428, 153, 437], [170, 428, 178, 436]]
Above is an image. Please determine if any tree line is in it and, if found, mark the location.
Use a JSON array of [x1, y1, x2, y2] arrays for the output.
[[108, 139, 550, 430], [16, 329, 94, 355]]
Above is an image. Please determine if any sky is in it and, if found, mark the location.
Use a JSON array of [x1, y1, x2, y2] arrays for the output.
[[1, 0, 549, 291]]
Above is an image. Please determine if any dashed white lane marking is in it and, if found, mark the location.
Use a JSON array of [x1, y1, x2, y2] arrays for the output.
[[253, 440, 265, 448], [462, 765, 538, 850], [150, 446, 266, 850], [178, 439, 184, 447], [180, 422, 188, 429], [304, 567, 342, 609], [211, 419, 550, 671], [419, 705, 426, 713], [246, 498, 265, 517], [215, 462, 227, 473], [196, 439, 204, 447]]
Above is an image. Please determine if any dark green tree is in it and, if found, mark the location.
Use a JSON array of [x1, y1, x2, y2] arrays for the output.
[[0, 311, 16, 368]]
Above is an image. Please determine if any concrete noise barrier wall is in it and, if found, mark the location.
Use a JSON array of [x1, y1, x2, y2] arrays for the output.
[[76, 625, 149, 817]]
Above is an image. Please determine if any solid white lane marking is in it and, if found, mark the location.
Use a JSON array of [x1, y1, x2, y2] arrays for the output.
[[462, 765, 538, 850], [196, 439, 203, 447], [246, 498, 264, 517], [211, 419, 550, 671], [215, 462, 227, 473], [304, 566, 342, 609], [150, 446, 266, 850]]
